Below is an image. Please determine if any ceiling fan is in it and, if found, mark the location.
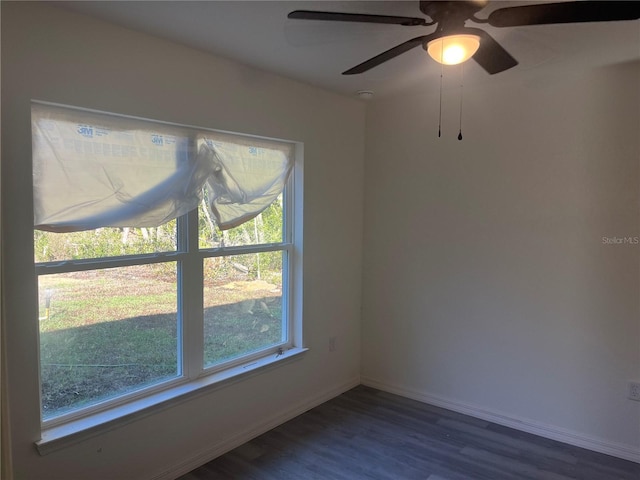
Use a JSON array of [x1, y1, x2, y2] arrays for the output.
[[288, 1, 640, 75]]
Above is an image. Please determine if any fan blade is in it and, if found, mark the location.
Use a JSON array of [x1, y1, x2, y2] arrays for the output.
[[288, 10, 430, 26], [488, 1, 640, 27], [466, 28, 518, 74], [342, 35, 435, 75]]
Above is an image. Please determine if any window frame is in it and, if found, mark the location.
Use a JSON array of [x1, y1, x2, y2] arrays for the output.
[[33, 109, 303, 436]]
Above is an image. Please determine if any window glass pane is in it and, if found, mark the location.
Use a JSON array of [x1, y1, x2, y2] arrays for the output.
[[34, 222, 177, 263], [199, 195, 283, 249], [203, 252, 284, 368], [38, 263, 178, 420]]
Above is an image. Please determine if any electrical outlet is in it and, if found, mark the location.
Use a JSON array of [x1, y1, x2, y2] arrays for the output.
[[629, 381, 640, 401], [329, 336, 337, 352]]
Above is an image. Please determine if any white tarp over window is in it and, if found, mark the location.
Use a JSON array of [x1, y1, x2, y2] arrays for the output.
[[32, 103, 293, 233]]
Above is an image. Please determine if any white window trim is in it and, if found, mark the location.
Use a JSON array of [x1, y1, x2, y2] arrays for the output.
[[33, 119, 305, 453]]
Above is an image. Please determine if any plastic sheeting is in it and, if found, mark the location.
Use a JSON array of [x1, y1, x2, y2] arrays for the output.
[[32, 103, 293, 232], [199, 131, 293, 230]]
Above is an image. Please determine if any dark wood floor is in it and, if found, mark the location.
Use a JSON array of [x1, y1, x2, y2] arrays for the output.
[[178, 385, 640, 480]]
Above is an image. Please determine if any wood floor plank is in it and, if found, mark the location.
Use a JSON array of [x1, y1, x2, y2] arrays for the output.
[[178, 386, 640, 480]]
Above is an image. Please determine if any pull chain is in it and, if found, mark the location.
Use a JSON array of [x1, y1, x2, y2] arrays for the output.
[[458, 62, 464, 141], [438, 42, 444, 138]]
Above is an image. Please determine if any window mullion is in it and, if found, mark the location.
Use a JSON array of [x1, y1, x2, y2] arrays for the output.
[[35, 252, 186, 275], [199, 242, 289, 258], [180, 209, 204, 380]]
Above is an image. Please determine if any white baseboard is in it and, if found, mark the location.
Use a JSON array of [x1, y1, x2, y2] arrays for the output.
[[150, 376, 361, 480], [361, 376, 640, 464]]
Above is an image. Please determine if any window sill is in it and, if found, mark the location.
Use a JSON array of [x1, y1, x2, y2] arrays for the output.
[[36, 347, 308, 456]]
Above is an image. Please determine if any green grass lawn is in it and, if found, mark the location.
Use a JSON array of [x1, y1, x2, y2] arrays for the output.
[[39, 267, 282, 419]]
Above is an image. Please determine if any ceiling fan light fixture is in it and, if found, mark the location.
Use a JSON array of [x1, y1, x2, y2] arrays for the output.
[[426, 34, 481, 65]]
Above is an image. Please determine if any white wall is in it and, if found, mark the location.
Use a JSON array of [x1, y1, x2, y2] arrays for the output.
[[1, 3, 364, 479], [362, 61, 640, 459]]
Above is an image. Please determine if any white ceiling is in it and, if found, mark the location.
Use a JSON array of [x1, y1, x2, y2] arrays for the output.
[[54, 1, 640, 99]]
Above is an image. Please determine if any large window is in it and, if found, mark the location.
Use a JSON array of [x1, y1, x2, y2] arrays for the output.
[[32, 103, 300, 426]]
